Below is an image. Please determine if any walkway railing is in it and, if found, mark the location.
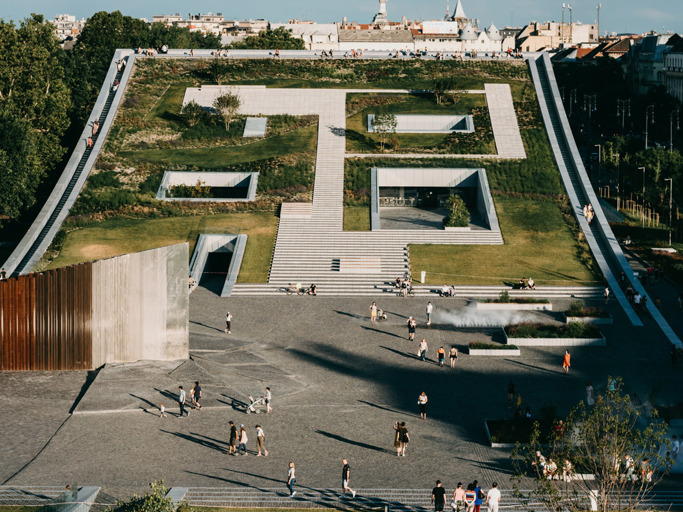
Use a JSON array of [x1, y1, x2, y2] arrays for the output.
[[2, 50, 135, 276]]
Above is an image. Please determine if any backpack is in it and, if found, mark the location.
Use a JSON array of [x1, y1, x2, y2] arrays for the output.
[[477, 489, 485, 500]]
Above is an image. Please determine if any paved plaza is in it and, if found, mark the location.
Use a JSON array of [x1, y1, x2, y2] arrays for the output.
[[2, 290, 683, 498]]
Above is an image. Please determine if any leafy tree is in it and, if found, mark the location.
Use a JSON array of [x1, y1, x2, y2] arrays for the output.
[[371, 112, 397, 152], [230, 27, 305, 50], [512, 377, 671, 512], [180, 100, 205, 127], [213, 92, 241, 131], [432, 76, 459, 105], [0, 111, 46, 224], [443, 194, 470, 227]]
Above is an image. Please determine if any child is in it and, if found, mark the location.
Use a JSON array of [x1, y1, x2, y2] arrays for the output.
[[160, 403, 167, 418]]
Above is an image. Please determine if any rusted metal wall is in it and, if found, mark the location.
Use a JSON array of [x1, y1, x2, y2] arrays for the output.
[[0, 264, 92, 371]]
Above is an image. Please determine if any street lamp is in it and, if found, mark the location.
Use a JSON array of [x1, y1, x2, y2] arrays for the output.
[[569, 90, 577, 117], [645, 105, 655, 150], [617, 99, 630, 132], [638, 166, 646, 228], [615, 152, 621, 211], [594, 144, 602, 182], [671, 109, 680, 153], [665, 178, 673, 247]]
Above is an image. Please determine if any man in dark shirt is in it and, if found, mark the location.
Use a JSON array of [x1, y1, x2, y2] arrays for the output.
[[432, 480, 447, 512], [228, 421, 238, 455], [194, 381, 202, 410], [342, 458, 356, 498]]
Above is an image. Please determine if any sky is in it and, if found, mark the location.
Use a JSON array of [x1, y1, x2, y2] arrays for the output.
[[2, 0, 681, 35]]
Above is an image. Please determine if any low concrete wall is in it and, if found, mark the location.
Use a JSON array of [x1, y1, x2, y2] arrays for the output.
[[564, 315, 614, 325], [367, 114, 474, 133], [91, 244, 189, 366], [157, 171, 258, 202], [468, 348, 521, 356], [477, 302, 552, 311], [504, 330, 606, 347]]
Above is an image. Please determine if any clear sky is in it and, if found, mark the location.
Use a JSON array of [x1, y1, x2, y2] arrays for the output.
[[3, 0, 681, 36]]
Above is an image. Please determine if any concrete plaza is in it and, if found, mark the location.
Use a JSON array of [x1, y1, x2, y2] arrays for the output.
[[1, 290, 682, 498]]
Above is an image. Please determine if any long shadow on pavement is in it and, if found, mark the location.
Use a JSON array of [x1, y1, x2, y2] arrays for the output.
[[380, 345, 420, 360], [357, 399, 417, 418], [506, 359, 558, 375], [315, 430, 393, 454], [190, 320, 225, 333], [161, 429, 225, 452], [361, 325, 404, 339]]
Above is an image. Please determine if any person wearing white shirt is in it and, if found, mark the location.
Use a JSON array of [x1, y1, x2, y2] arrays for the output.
[[486, 483, 501, 512]]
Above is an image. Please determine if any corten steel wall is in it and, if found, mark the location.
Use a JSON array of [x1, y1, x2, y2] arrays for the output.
[[0, 244, 189, 371], [91, 243, 189, 367], [0, 264, 93, 371]]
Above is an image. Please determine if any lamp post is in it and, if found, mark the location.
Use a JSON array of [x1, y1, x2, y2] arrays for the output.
[[596, 3, 601, 40], [665, 178, 673, 247], [645, 105, 655, 150], [617, 99, 630, 132], [671, 109, 680, 154], [639, 166, 646, 228], [594, 144, 602, 182], [615, 152, 621, 210], [569, 90, 577, 117]]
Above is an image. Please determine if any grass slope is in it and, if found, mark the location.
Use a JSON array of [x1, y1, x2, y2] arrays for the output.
[[410, 197, 602, 286], [46, 213, 278, 283]]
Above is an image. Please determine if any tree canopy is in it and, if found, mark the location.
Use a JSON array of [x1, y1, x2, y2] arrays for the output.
[[229, 27, 305, 50]]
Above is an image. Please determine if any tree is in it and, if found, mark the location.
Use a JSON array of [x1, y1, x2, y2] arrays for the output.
[[512, 378, 671, 512], [111, 481, 186, 512], [213, 92, 241, 131], [432, 76, 459, 105], [371, 112, 397, 152], [443, 194, 470, 227], [180, 100, 204, 127], [229, 27, 305, 50]]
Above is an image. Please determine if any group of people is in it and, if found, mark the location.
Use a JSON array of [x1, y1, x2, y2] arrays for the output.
[[212, 49, 230, 57], [227, 421, 269, 456], [440, 284, 457, 297], [173, 381, 203, 417], [136, 47, 157, 56], [116, 58, 126, 73], [433, 480, 502, 512], [516, 277, 535, 289], [394, 274, 413, 296]]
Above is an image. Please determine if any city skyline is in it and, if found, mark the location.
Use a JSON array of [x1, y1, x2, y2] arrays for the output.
[[3, 0, 682, 35]]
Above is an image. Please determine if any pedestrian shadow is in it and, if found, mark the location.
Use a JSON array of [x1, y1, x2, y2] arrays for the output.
[[334, 310, 367, 320], [190, 320, 225, 333], [219, 394, 249, 412], [130, 394, 159, 411], [382, 310, 409, 319], [361, 325, 404, 339], [357, 399, 412, 417], [380, 345, 419, 360], [155, 388, 179, 402], [506, 359, 557, 375], [160, 430, 225, 452], [191, 431, 229, 447], [315, 430, 392, 454]]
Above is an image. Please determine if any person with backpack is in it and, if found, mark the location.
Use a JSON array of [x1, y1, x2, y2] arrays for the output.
[[473, 480, 484, 512]]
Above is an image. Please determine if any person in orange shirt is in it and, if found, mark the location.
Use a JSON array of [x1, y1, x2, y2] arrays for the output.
[[437, 346, 446, 367], [562, 350, 571, 374]]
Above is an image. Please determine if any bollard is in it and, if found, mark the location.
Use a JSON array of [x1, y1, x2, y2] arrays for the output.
[[421, 271, 426, 284]]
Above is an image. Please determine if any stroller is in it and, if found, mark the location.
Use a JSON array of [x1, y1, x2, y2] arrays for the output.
[[247, 395, 267, 414]]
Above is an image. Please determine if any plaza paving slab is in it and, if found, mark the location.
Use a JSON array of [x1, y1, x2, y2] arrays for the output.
[[3, 291, 683, 498]]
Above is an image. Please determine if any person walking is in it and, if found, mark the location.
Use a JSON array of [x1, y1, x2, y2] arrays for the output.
[[452, 483, 465, 512], [394, 421, 409, 456], [418, 392, 428, 420], [341, 458, 356, 498], [255, 425, 268, 456], [393, 422, 402, 455], [562, 350, 571, 374], [265, 387, 272, 413], [437, 346, 446, 367], [194, 381, 202, 410], [225, 311, 233, 334], [369, 302, 378, 323], [604, 287, 610, 304], [463, 484, 476, 512], [449, 346, 458, 368], [287, 462, 296, 497], [426, 302, 433, 326], [238, 424, 248, 455], [486, 483, 501, 512], [407, 317, 417, 341], [585, 381, 595, 406], [473, 480, 483, 512], [228, 421, 238, 455], [419, 339, 428, 361], [189, 384, 196, 409], [431, 480, 446, 512], [178, 386, 189, 417]]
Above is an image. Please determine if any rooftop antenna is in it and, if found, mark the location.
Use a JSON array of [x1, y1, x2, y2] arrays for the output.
[[446, 0, 450, 19], [597, 3, 601, 38]]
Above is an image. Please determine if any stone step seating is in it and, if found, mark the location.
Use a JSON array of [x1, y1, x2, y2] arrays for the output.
[[231, 284, 604, 297], [179, 487, 683, 510], [0, 486, 70, 506]]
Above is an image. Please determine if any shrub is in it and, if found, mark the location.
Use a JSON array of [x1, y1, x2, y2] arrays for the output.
[[568, 300, 585, 316], [505, 322, 601, 338], [443, 194, 470, 227], [179, 100, 205, 127], [88, 170, 121, 189], [469, 342, 519, 350], [499, 290, 511, 303]]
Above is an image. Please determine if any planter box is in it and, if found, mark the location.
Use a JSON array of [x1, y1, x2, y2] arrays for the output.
[[477, 301, 552, 311], [484, 420, 518, 448], [468, 348, 521, 356], [443, 226, 472, 231], [564, 314, 614, 325], [504, 330, 606, 347]]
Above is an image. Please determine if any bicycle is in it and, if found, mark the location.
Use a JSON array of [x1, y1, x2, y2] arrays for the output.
[[285, 284, 306, 296]]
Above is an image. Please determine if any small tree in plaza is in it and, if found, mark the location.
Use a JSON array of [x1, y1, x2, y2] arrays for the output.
[[371, 112, 397, 152], [111, 480, 189, 512], [213, 90, 241, 131], [443, 194, 470, 227], [512, 377, 671, 512]]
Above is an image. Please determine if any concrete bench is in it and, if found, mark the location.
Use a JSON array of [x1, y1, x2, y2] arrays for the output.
[[337, 257, 381, 274]]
